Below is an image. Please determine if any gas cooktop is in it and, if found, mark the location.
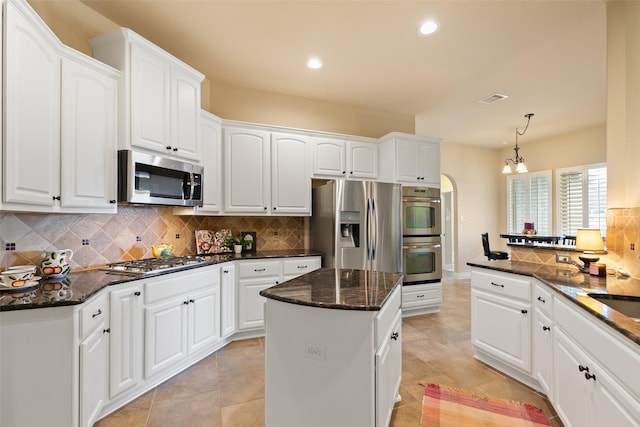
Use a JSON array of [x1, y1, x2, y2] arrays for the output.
[[102, 256, 210, 276]]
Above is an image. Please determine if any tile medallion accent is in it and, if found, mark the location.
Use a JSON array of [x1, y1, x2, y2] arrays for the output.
[[0, 208, 304, 271]]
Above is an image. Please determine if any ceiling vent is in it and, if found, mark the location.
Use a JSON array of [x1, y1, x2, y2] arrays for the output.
[[479, 93, 509, 104]]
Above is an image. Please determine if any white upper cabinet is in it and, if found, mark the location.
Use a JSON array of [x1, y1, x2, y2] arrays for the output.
[[194, 111, 223, 214], [3, 0, 118, 213], [312, 137, 378, 179], [223, 124, 311, 215], [378, 132, 443, 187], [89, 28, 204, 161], [4, 0, 61, 207], [223, 126, 271, 213], [60, 56, 118, 210], [271, 132, 311, 215]]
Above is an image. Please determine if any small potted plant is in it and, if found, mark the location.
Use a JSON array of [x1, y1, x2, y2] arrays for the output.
[[225, 235, 249, 254]]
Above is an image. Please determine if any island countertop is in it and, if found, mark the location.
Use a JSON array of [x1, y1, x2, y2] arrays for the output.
[[259, 268, 403, 311]]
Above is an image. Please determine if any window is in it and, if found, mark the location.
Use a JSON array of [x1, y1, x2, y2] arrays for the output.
[[507, 171, 552, 234], [556, 163, 607, 237]]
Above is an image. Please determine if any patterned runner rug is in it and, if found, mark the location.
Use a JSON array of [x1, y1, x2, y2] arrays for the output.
[[420, 383, 552, 427]]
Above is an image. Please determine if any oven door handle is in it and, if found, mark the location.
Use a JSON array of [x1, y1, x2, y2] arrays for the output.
[[403, 244, 442, 250]]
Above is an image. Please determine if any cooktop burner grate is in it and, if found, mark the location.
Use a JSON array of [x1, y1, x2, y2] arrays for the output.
[[102, 256, 209, 275]]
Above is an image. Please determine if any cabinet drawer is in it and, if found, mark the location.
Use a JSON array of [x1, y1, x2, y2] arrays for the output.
[[402, 284, 442, 308], [555, 297, 640, 401], [533, 282, 553, 317], [237, 260, 281, 279], [471, 270, 531, 301], [375, 286, 402, 348], [283, 257, 321, 277], [145, 266, 220, 305], [80, 291, 109, 340]]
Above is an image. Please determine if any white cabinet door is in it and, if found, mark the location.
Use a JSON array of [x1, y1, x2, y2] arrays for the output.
[[79, 319, 110, 427], [375, 309, 402, 427], [553, 329, 594, 427], [171, 66, 201, 161], [471, 289, 532, 373], [595, 369, 640, 427], [130, 43, 172, 154], [395, 140, 420, 183], [60, 57, 117, 210], [4, 0, 60, 206], [188, 286, 221, 353], [196, 111, 223, 213], [271, 133, 311, 215], [533, 308, 553, 398], [347, 140, 378, 179], [238, 279, 273, 330], [144, 297, 188, 378], [224, 127, 270, 213], [220, 264, 236, 338], [312, 138, 346, 177], [418, 142, 440, 185], [109, 283, 143, 398]]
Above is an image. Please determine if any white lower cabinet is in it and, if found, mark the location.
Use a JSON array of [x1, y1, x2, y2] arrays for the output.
[[79, 293, 110, 427], [532, 307, 553, 398], [109, 282, 143, 398], [144, 266, 221, 378], [237, 256, 321, 331], [401, 282, 442, 316], [553, 297, 640, 427], [375, 308, 402, 427], [471, 266, 640, 427], [471, 270, 532, 375], [220, 262, 236, 338]]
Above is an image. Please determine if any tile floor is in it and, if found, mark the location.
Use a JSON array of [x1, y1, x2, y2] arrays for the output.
[[95, 273, 564, 427]]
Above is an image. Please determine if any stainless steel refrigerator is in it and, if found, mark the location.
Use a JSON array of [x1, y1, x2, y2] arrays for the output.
[[309, 180, 402, 273]]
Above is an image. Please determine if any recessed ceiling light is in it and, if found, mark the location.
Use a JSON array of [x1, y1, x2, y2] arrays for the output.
[[307, 58, 322, 69], [418, 20, 439, 36]]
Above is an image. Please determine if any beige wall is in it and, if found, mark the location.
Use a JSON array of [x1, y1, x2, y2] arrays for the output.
[[437, 143, 503, 274]]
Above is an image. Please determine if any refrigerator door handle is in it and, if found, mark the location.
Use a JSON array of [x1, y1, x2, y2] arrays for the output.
[[366, 197, 373, 261], [371, 198, 377, 261]]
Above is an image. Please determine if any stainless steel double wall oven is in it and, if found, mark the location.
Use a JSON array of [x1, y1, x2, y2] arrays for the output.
[[402, 186, 442, 284]]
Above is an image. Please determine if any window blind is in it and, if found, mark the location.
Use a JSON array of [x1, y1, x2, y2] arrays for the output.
[[507, 172, 551, 234], [557, 164, 607, 236]]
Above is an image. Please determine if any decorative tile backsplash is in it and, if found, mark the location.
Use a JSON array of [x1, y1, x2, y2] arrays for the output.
[[0, 208, 304, 271]]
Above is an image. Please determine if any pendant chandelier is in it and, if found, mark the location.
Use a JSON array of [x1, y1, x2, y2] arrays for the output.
[[502, 113, 534, 174]]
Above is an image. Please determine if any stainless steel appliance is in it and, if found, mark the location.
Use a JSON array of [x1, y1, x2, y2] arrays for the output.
[[402, 186, 441, 236], [402, 236, 442, 284], [118, 149, 204, 207], [309, 180, 402, 273], [102, 255, 212, 276], [402, 186, 442, 285]]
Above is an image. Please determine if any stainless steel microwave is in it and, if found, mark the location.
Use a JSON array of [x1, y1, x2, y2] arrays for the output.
[[118, 150, 204, 207]]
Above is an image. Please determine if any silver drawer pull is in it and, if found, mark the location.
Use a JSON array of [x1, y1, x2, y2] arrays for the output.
[[537, 296, 546, 303], [491, 282, 504, 288], [255, 268, 266, 272], [416, 294, 425, 298], [297, 265, 308, 269], [92, 309, 102, 318]]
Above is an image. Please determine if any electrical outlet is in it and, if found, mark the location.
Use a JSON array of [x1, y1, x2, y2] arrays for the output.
[[556, 254, 571, 264], [303, 342, 326, 361], [556, 269, 571, 278]]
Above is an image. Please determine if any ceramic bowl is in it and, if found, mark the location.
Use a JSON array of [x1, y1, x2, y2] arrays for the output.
[[0, 269, 34, 287]]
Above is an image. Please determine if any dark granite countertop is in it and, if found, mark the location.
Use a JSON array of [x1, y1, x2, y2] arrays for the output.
[[467, 259, 640, 346], [260, 268, 403, 311], [0, 250, 322, 312]]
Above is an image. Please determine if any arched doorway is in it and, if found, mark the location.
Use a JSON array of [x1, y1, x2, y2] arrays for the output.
[[441, 175, 456, 272]]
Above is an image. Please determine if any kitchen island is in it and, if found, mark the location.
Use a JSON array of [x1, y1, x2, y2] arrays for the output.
[[260, 268, 403, 427]]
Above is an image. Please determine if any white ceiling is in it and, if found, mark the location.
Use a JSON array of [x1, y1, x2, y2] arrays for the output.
[[80, 0, 607, 147]]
